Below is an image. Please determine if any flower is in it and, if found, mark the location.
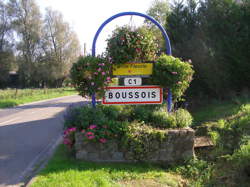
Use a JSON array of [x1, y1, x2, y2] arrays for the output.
[[101, 72, 106, 75], [69, 127, 76, 132], [94, 72, 98, 75], [106, 77, 111, 81], [63, 138, 71, 145], [86, 131, 94, 136], [89, 124, 97, 129], [91, 82, 95, 86], [88, 135, 95, 140], [81, 130, 85, 133], [172, 72, 178, 75], [99, 138, 107, 143], [97, 67, 102, 72]]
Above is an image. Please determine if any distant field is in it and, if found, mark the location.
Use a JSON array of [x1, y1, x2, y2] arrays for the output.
[[0, 88, 78, 108]]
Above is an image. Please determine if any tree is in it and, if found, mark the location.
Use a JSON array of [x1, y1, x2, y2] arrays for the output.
[[39, 8, 81, 87], [146, 0, 170, 27], [0, 1, 14, 88], [145, 0, 171, 53], [7, 0, 43, 87]]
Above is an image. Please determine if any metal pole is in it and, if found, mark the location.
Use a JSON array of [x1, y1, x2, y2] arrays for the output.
[[91, 12, 172, 111]]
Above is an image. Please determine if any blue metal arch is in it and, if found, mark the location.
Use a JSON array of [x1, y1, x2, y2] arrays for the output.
[[91, 11, 172, 112], [91, 11, 172, 56]]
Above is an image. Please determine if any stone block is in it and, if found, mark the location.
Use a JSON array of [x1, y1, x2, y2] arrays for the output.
[[112, 152, 124, 161], [100, 151, 112, 160], [76, 150, 88, 160], [87, 152, 99, 161]]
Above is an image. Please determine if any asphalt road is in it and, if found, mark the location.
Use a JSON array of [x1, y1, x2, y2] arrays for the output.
[[0, 95, 87, 187]]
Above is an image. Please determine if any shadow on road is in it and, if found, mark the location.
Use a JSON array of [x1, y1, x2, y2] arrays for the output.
[[0, 101, 90, 186]]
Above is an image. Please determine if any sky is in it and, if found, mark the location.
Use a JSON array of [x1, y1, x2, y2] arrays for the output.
[[37, 0, 156, 56]]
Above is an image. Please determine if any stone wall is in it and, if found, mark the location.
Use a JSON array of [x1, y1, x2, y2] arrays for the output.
[[75, 128, 195, 164]]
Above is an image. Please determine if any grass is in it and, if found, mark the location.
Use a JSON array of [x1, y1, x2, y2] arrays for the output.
[[0, 87, 77, 108], [30, 145, 187, 187], [189, 96, 250, 186], [30, 96, 250, 187]]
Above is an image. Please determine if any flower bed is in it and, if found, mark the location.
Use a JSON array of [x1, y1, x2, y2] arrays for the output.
[[63, 105, 195, 164]]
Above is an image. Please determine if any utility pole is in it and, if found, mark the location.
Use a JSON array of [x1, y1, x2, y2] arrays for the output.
[[84, 43, 87, 56]]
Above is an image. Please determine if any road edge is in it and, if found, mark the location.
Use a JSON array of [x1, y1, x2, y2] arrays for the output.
[[23, 135, 63, 187]]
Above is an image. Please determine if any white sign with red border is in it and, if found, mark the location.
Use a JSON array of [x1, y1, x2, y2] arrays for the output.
[[102, 86, 163, 105]]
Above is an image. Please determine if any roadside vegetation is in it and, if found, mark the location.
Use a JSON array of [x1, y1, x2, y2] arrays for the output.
[[30, 96, 250, 187], [0, 87, 77, 108]]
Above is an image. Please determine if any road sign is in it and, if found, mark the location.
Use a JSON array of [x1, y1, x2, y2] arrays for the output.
[[124, 77, 142, 86], [113, 63, 153, 76], [102, 86, 163, 105]]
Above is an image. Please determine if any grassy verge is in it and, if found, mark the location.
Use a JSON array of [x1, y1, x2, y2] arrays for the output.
[[0, 88, 77, 108], [30, 145, 187, 187], [189, 97, 250, 186], [30, 96, 250, 187]]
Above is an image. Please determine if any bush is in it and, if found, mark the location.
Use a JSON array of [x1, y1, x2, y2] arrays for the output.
[[106, 26, 159, 64], [152, 54, 194, 102], [70, 56, 112, 97], [122, 121, 167, 160], [131, 105, 192, 128], [175, 108, 193, 128], [63, 104, 193, 153]]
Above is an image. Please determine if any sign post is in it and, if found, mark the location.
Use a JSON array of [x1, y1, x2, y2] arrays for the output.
[[92, 12, 172, 111]]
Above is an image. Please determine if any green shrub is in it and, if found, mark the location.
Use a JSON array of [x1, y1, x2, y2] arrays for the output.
[[64, 105, 107, 130], [174, 159, 213, 186], [151, 109, 177, 128], [231, 138, 250, 170], [152, 54, 194, 102], [174, 108, 193, 128], [122, 121, 167, 161]]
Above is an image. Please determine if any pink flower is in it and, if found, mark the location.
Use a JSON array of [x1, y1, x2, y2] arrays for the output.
[[86, 131, 94, 136], [99, 138, 107, 143], [97, 87, 101, 90], [91, 82, 95, 86], [88, 135, 95, 140], [88, 76, 92, 80], [81, 130, 85, 133], [97, 67, 102, 72], [89, 124, 97, 129], [101, 63, 105, 66], [94, 72, 98, 75], [69, 127, 76, 132], [64, 129, 69, 135], [106, 77, 111, 81], [102, 72, 106, 75], [177, 81, 182, 85], [188, 59, 192, 63], [63, 138, 71, 145], [172, 72, 178, 75], [98, 63, 102, 66]]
